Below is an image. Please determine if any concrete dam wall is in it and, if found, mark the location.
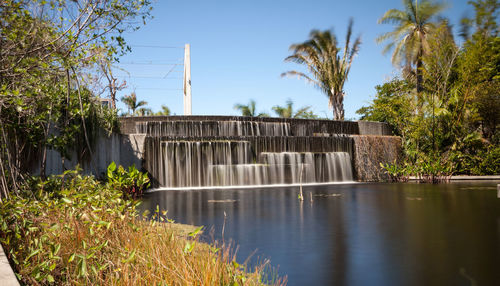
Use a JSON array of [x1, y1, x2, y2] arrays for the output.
[[35, 116, 400, 187], [122, 116, 401, 187]]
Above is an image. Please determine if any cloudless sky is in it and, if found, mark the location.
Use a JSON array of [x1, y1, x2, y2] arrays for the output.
[[114, 0, 470, 119]]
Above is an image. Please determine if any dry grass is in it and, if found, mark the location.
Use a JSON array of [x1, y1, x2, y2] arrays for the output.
[[0, 174, 286, 285]]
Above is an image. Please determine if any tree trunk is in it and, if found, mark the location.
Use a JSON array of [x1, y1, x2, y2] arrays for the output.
[[333, 92, 345, 121], [40, 102, 54, 180], [416, 58, 423, 99], [71, 67, 97, 175]]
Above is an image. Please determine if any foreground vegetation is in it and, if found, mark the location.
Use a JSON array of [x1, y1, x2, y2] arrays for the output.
[[0, 167, 285, 285]]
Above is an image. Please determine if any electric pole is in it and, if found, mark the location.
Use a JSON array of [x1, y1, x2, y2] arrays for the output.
[[183, 44, 192, 115]]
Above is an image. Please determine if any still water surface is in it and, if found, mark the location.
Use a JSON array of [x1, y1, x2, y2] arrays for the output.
[[140, 182, 500, 286]]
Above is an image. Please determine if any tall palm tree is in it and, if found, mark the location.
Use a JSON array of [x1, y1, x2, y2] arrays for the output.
[[234, 99, 269, 117], [272, 99, 316, 119], [377, 0, 445, 94], [282, 19, 361, 120], [120, 92, 147, 116]]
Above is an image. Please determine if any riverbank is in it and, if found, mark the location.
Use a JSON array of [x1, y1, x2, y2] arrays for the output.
[[0, 172, 285, 285], [409, 175, 500, 181]]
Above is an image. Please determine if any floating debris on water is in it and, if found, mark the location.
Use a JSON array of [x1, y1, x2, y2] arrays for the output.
[[460, 187, 496, 190], [406, 197, 423, 201], [314, 194, 342, 197], [207, 199, 237, 203]]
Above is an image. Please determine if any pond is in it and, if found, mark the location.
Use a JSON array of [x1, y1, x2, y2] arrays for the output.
[[139, 181, 500, 286]]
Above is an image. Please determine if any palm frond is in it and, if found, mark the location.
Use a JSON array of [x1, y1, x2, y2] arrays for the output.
[[281, 71, 317, 85]]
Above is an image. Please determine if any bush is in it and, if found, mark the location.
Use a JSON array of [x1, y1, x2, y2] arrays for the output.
[[106, 162, 150, 199], [474, 145, 500, 175], [380, 161, 411, 182], [0, 167, 284, 285]]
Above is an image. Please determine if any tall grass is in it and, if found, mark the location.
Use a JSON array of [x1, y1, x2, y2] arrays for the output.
[[0, 169, 286, 285]]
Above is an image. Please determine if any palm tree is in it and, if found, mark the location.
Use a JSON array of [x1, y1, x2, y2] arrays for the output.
[[120, 92, 147, 116], [155, 105, 171, 116], [282, 19, 361, 120], [234, 99, 269, 117], [272, 99, 317, 119], [136, 107, 153, 116], [377, 0, 445, 94]]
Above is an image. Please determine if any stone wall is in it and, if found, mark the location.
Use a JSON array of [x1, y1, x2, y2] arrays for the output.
[[352, 135, 402, 182]]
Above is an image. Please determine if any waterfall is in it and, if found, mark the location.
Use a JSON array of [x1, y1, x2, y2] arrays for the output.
[[115, 116, 400, 187], [138, 117, 357, 188], [260, 152, 353, 184], [144, 136, 354, 188]]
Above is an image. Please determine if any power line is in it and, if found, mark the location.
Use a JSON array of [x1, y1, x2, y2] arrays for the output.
[[130, 45, 184, 49], [114, 75, 183, 79], [116, 62, 184, 66], [163, 64, 181, 78], [133, 88, 183, 91]]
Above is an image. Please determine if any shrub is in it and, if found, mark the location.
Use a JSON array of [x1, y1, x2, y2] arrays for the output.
[[473, 145, 500, 175], [106, 162, 150, 199], [0, 167, 285, 285]]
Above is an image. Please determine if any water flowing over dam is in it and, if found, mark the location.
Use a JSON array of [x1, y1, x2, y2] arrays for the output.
[[118, 116, 399, 188]]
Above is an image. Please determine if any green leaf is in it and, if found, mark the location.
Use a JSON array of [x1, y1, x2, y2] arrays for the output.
[[183, 242, 195, 254], [121, 249, 136, 263], [79, 258, 87, 277], [188, 226, 203, 238], [46, 274, 54, 283], [26, 249, 40, 261]]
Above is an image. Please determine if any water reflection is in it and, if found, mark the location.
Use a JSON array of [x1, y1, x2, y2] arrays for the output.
[[139, 181, 500, 286]]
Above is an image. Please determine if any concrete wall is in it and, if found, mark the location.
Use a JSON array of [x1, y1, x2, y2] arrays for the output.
[[31, 131, 145, 178], [357, 121, 393, 136], [352, 135, 402, 182], [37, 117, 400, 182]]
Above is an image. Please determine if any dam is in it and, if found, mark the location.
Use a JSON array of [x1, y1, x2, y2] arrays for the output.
[[121, 116, 401, 188], [35, 116, 401, 187]]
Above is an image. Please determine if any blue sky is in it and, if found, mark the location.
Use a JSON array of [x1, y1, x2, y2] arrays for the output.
[[114, 0, 470, 119]]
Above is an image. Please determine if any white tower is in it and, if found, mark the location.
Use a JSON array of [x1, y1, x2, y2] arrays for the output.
[[183, 44, 192, 115]]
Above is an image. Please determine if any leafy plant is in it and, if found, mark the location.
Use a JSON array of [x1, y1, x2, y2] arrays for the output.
[[106, 162, 150, 199], [380, 162, 411, 182]]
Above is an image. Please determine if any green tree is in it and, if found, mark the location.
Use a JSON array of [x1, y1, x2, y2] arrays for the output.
[[155, 105, 171, 116], [121, 92, 148, 116], [361, 0, 499, 175], [136, 108, 153, 116], [282, 19, 361, 120], [272, 99, 317, 119], [377, 0, 445, 95], [234, 100, 269, 117], [460, 0, 499, 40], [0, 0, 152, 199], [457, 0, 500, 140]]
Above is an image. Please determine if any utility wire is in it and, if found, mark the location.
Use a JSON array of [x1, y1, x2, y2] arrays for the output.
[[114, 75, 183, 79], [163, 64, 181, 78], [133, 88, 183, 90], [130, 45, 184, 49], [116, 62, 184, 66]]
